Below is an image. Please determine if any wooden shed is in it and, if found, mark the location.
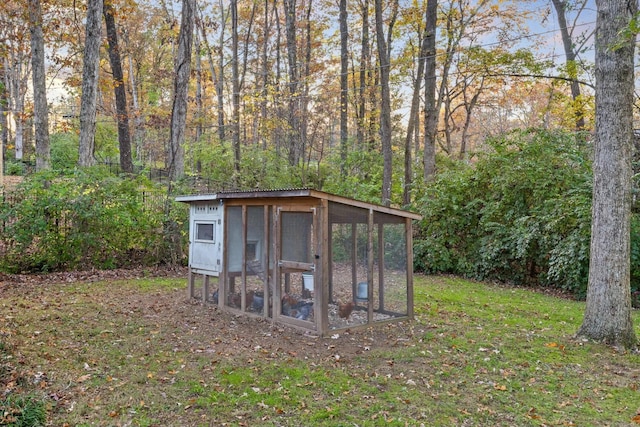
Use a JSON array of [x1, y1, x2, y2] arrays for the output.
[[176, 189, 422, 335]]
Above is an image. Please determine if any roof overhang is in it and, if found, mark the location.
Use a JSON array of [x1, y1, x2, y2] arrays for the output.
[[176, 189, 422, 220]]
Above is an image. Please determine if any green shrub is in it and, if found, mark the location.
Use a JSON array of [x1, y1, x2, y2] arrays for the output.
[[5, 160, 26, 176], [321, 143, 386, 205], [50, 132, 79, 170], [0, 168, 188, 273], [414, 129, 594, 295], [190, 138, 308, 190]]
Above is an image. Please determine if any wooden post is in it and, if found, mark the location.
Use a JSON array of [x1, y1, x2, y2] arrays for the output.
[[203, 274, 209, 304], [273, 207, 281, 323], [406, 217, 414, 319], [188, 268, 195, 299], [262, 205, 270, 318], [241, 205, 247, 311], [367, 209, 374, 323], [377, 222, 384, 312], [351, 222, 357, 301], [318, 199, 329, 334]]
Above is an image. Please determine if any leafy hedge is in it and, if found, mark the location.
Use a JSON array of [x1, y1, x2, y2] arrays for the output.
[[414, 129, 600, 297], [0, 168, 188, 273]]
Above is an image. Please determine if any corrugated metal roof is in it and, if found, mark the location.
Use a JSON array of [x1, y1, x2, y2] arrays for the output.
[[176, 188, 422, 220]]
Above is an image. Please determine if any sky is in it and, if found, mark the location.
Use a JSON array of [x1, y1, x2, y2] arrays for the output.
[[518, 0, 597, 68]]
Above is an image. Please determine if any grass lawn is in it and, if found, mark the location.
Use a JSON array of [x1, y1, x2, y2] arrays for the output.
[[1, 272, 640, 426]]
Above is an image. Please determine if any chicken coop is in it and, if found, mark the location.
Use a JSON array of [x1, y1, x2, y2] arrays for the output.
[[176, 189, 422, 335]]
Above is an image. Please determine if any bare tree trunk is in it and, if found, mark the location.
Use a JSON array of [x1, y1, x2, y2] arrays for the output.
[[104, 0, 133, 174], [374, 0, 397, 207], [78, 0, 103, 167], [168, 0, 195, 181], [231, 0, 241, 179], [274, 1, 284, 160], [12, 61, 27, 161], [339, 0, 348, 177], [423, 0, 437, 181], [0, 59, 6, 184], [194, 29, 203, 172], [283, 0, 301, 166], [403, 12, 429, 206], [577, 0, 637, 349], [196, 2, 227, 143], [357, 0, 370, 148], [260, 0, 271, 151], [29, 0, 50, 171], [216, 0, 227, 143], [300, 0, 312, 174], [459, 82, 482, 160], [551, 0, 586, 130], [122, 31, 144, 162]]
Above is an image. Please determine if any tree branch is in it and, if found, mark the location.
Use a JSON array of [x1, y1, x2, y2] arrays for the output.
[[486, 72, 595, 89]]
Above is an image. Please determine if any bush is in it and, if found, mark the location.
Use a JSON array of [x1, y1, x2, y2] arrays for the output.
[[50, 132, 79, 171], [190, 139, 309, 190], [414, 129, 594, 295], [0, 168, 188, 273], [321, 143, 386, 205], [4, 160, 26, 176]]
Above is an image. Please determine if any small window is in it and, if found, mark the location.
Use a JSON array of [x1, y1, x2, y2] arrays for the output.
[[246, 241, 259, 261], [196, 223, 215, 241]]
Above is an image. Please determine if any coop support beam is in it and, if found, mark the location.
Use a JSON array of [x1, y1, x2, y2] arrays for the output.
[[378, 222, 384, 312], [318, 199, 329, 334], [188, 269, 195, 299], [351, 222, 357, 302], [203, 274, 210, 304], [406, 217, 414, 319], [241, 205, 247, 312], [262, 205, 270, 318], [367, 208, 374, 323]]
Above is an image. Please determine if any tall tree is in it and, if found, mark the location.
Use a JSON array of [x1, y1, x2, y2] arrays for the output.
[[577, 0, 637, 349], [231, 0, 241, 178], [402, 3, 430, 205], [423, 0, 437, 181], [356, 0, 371, 148], [168, 0, 195, 180], [196, 0, 227, 144], [78, 0, 103, 167], [0, 59, 6, 183], [259, 0, 272, 151], [29, 0, 50, 171], [1, 3, 31, 162], [374, 0, 397, 206], [339, 0, 348, 177], [104, 0, 134, 174], [283, 0, 302, 166]]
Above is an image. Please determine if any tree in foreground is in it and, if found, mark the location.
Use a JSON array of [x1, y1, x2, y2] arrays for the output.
[[78, 0, 103, 167], [29, 0, 50, 171], [168, 0, 195, 181], [577, 0, 637, 349]]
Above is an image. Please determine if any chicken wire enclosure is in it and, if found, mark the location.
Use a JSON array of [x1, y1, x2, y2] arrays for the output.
[[176, 189, 421, 336], [327, 204, 411, 330]]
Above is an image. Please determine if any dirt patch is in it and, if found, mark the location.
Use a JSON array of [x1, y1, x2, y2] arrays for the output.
[[1, 266, 419, 425], [1, 175, 23, 191], [0, 267, 414, 364], [0, 266, 188, 289]]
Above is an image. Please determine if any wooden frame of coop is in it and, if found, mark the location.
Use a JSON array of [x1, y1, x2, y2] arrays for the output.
[[177, 189, 422, 336]]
